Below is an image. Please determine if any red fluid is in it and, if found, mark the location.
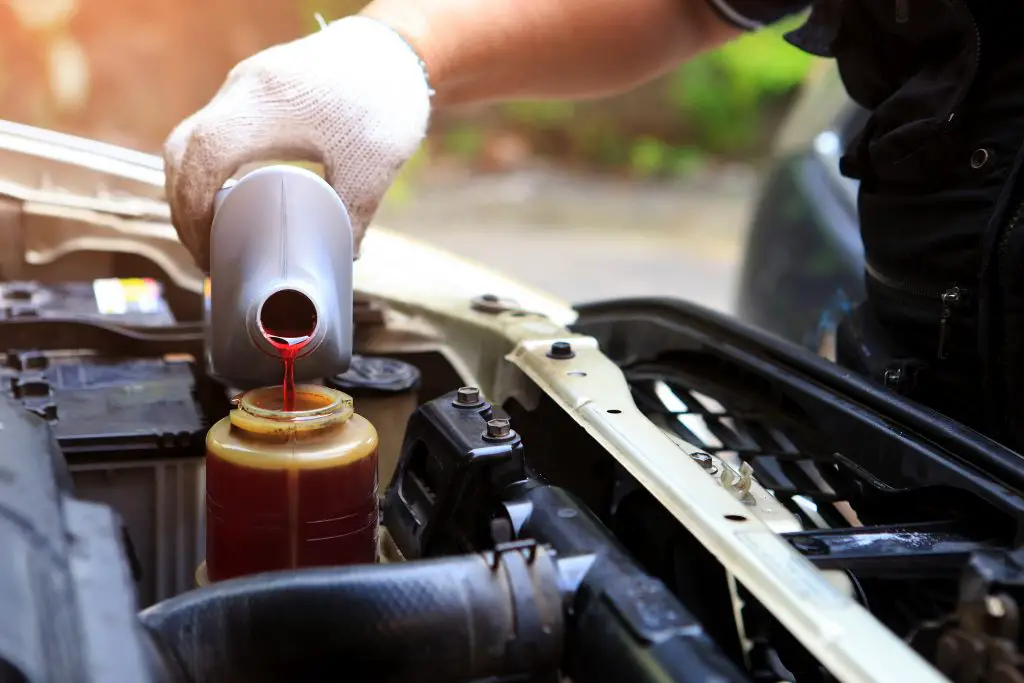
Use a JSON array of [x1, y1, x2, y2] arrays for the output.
[[265, 334, 311, 411], [259, 289, 317, 411]]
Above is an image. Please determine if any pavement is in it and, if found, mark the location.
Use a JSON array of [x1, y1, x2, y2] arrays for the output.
[[377, 166, 759, 313]]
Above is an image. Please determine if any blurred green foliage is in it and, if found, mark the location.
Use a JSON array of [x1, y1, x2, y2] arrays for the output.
[[502, 101, 577, 126], [442, 125, 486, 158], [629, 137, 704, 179], [493, 19, 814, 177], [669, 19, 813, 154]]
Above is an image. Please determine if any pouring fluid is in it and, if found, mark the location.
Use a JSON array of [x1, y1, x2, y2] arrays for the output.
[[265, 335, 312, 412], [259, 288, 318, 412], [203, 166, 374, 583]]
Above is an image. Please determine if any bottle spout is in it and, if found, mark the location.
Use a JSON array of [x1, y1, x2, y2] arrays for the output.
[[257, 288, 319, 345], [205, 165, 355, 388]]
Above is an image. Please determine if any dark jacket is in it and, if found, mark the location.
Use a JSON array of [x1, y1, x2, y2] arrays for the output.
[[709, 0, 1024, 447]]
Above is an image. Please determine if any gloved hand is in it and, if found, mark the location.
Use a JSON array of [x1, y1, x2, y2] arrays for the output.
[[163, 16, 432, 270]]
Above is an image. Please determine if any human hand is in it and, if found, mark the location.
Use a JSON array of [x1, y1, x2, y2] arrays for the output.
[[163, 16, 431, 269]]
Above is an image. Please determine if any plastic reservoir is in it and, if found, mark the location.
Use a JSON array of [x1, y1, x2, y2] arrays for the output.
[[205, 384, 379, 581]]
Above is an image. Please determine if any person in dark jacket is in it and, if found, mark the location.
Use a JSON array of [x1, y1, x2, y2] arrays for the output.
[[164, 0, 1023, 448]]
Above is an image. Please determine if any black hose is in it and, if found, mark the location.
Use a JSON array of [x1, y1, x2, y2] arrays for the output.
[[502, 484, 752, 683], [139, 546, 564, 683]]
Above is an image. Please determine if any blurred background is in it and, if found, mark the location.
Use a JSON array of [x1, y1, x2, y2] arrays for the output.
[[0, 0, 823, 311]]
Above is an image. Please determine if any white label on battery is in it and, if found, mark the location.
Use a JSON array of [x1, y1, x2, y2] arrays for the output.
[[93, 278, 162, 316], [93, 278, 127, 315]]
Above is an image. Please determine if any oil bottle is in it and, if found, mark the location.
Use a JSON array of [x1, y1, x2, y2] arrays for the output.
[[205, 164, 355, 389], [204, 383, 379, 582]]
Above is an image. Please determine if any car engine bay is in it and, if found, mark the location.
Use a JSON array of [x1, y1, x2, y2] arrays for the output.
[[4, 121, 1024, 683]]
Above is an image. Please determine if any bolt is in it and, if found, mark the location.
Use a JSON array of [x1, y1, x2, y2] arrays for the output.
[[455, 386, 482, 406], [547, 341, 575, 359], [471, 294, 518, 314], [486, 418, 512, 440], [690, 452, 714, 469]]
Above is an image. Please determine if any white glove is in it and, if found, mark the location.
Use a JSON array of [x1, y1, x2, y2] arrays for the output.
[[163, 16, 432, 269]]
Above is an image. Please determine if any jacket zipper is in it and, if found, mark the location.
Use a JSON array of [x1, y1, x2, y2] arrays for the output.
[[865, 261, 965, 359], [926, 0, 980, 359], [859, 3, 981, 365], [945, 3, 981, 127], [937, 286, 962, 360]]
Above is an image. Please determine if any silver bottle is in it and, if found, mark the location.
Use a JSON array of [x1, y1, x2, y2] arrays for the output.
[[205, 165, 354, 388]]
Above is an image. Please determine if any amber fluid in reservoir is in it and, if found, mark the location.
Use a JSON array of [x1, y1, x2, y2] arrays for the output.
[[205, 385, 379, 582]]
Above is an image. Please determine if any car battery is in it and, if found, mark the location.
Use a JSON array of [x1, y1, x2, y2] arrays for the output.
[[1, 279, 206, 606], [1, 350, 207, 607], [0, 278, 176, 326], [2, 351, 204, 456]]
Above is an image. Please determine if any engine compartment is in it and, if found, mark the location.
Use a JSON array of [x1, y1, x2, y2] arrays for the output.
[[6, 115, 1024, 681], [6, 265, 1024, 683]]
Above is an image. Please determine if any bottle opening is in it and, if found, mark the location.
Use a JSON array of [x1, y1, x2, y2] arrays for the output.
[[259, 288, 318, 343], [237, 384, 353, 422]]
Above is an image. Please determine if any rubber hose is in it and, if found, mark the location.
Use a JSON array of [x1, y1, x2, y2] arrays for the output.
[[139, 547, 564, 683]]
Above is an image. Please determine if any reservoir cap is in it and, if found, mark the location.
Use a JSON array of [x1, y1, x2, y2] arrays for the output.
[[329, 356, 420, 397]]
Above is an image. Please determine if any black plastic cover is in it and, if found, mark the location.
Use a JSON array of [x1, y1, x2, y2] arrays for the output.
[[329, 355, 421, 397], [383, 390, 750, 683], [0, 353, 204, 460], [384, 391, 524, 557], [0, 395, 172, 683]]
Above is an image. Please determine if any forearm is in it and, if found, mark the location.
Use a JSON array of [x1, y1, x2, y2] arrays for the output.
[[359, 0, 740, 107]]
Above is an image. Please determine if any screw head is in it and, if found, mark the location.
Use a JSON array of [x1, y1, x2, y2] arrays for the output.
[[486, 418, 512, 440], [471, 294, 518, 314], [690, 452, 714, 469], [547, 341, 575, 359], [455, 386, 482, 406]]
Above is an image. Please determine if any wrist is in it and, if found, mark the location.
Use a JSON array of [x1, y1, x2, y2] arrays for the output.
[[339, 14, 435, 100], [358, 1, 452, 104]]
